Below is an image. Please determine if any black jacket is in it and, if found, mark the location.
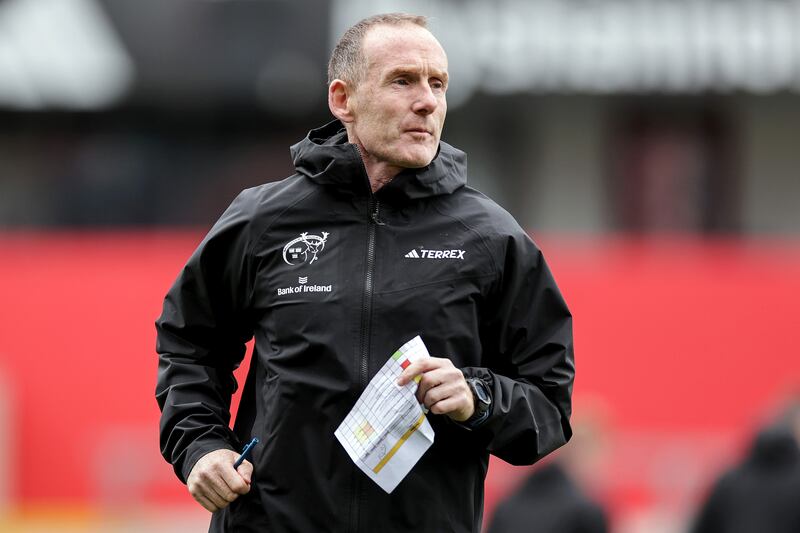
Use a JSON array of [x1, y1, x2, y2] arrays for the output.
[[156, 121, 575, 532]]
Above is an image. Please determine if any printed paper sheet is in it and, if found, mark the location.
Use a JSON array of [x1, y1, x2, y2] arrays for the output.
[[334, 336, 435, 493]]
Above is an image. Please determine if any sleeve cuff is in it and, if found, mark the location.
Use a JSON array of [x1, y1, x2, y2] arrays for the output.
[[459, 408, 491, 430], [179, 438, 237, 483]]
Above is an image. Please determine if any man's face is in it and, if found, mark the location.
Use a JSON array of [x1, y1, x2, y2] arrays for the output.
[[348, 24, 448, 169]]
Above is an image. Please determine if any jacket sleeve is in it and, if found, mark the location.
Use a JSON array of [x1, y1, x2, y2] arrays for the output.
[[463, 230, 574, 465], [155, 191, 257, 483]]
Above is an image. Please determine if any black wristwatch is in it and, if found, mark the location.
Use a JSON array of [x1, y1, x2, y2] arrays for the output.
[[464, 377, 492, 428]]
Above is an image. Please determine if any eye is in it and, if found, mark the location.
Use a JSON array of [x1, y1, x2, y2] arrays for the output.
[[393, 78, 410, 86], [430, 79, 446, 91]]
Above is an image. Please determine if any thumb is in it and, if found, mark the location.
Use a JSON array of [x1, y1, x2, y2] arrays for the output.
[[236, 460, 253, 484]]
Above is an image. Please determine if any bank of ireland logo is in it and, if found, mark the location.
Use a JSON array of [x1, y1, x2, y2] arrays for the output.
[[282, 232, 329, 266]]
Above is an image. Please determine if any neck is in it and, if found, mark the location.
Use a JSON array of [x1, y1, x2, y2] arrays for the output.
[[366, 164, 401, 193], [350, 141, 401, 194]]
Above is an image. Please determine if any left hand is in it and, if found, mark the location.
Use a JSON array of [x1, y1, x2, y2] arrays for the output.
[[397, 357, 474, 422]]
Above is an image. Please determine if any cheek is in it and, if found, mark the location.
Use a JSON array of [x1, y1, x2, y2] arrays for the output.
[[357, 118, 381, 145], [436, 106, 447, 128]]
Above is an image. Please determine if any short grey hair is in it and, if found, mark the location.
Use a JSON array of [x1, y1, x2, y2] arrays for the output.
[[327, 13, 428, 86]]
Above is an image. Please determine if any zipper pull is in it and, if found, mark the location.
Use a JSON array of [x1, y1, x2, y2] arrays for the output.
[[371, 201, 386, 226]]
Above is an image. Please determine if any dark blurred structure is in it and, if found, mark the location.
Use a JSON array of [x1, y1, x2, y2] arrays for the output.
[[609, 101, 739, 234], [486, 462, 608, 533], [0, 0, 331, 226], [0, 110, 309, 225], [1, 0, 799, 234], [690, 400, 800, 533], [487, 409, 610, 533]]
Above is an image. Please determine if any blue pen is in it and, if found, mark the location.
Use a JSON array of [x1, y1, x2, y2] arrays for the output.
[[233, 437, 259, 469]]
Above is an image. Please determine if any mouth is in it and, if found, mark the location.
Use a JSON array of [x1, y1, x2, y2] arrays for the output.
[[405, 128, 432, 136]]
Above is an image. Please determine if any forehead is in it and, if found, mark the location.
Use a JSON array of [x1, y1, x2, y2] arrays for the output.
[[361, 24, 448, 75]]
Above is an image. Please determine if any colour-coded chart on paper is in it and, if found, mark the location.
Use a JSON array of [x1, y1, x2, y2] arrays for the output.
[[334, 336, 435, 493]]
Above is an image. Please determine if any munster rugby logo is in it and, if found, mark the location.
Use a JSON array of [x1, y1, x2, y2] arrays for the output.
[[283, 232, 329, 266]]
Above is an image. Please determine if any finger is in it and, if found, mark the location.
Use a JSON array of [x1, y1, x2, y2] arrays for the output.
[[219, 461, 251, 495], [416, 367, 462, 404], [194, 492, 220, 513], [207, 471, 240, 504], [422, 379, 461, 408], [425, 379, 471, 413], [429, 397, 470, 420], [397, 357, 449, 385], [200, 483, 230, 509], [189, 476, 222, 510], [236, 459, 253, 485], [416, 372, 445, 404], [193, 462, 239, 505]]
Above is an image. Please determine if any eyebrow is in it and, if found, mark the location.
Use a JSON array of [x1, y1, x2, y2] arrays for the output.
[[385, 66, 449, 84]]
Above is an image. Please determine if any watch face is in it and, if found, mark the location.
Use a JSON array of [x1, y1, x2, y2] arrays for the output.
[[472, 379, 491, 404]]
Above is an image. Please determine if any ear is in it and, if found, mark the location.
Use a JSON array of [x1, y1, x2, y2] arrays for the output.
[[328, 79, 355, 124]]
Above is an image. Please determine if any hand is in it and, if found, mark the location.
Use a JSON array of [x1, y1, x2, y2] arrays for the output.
[[187, 448, 252, 512], [397, 357, 474, 422]]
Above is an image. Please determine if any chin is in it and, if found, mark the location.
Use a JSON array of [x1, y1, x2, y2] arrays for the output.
[[398, 148, 438, 168], [398, 157, 433, 169]]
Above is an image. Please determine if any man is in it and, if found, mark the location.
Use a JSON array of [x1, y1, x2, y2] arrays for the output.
[[156, 13, 574, 532], [691, 399, 800, 533], [487, 463, 607, 533]]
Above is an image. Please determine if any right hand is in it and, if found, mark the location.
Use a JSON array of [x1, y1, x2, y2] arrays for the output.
[[187, 448, 253, 512]]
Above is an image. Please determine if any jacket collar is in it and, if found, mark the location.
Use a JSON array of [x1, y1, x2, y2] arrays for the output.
[[290, 120, 467, 202]]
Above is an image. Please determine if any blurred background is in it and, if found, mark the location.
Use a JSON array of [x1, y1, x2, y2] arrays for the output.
[[1, 0, 799, 531]]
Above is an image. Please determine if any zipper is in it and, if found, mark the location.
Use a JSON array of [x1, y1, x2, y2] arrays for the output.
[[359, 196, 379, 387], [350, 145, 384, 533], [354, 143, 382, 389]]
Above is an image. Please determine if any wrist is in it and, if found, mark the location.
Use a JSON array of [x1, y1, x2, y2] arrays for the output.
[[463, 377, 492, 429]]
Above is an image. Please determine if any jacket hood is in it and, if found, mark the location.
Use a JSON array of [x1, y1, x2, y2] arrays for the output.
[[747, 425, 800, 468], [290, 120, 467, 201]]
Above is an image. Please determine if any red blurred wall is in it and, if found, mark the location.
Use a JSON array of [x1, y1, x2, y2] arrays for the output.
[[0, 232, 798, 518]]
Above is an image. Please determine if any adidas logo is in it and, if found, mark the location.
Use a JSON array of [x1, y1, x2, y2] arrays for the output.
[[404, 248, 466, 260]]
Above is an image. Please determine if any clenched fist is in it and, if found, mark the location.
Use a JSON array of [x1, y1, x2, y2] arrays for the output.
[[187, 448, 253, 512]]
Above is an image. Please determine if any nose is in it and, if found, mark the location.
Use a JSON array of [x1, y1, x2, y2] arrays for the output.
[[411, 83, 438, 115]]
